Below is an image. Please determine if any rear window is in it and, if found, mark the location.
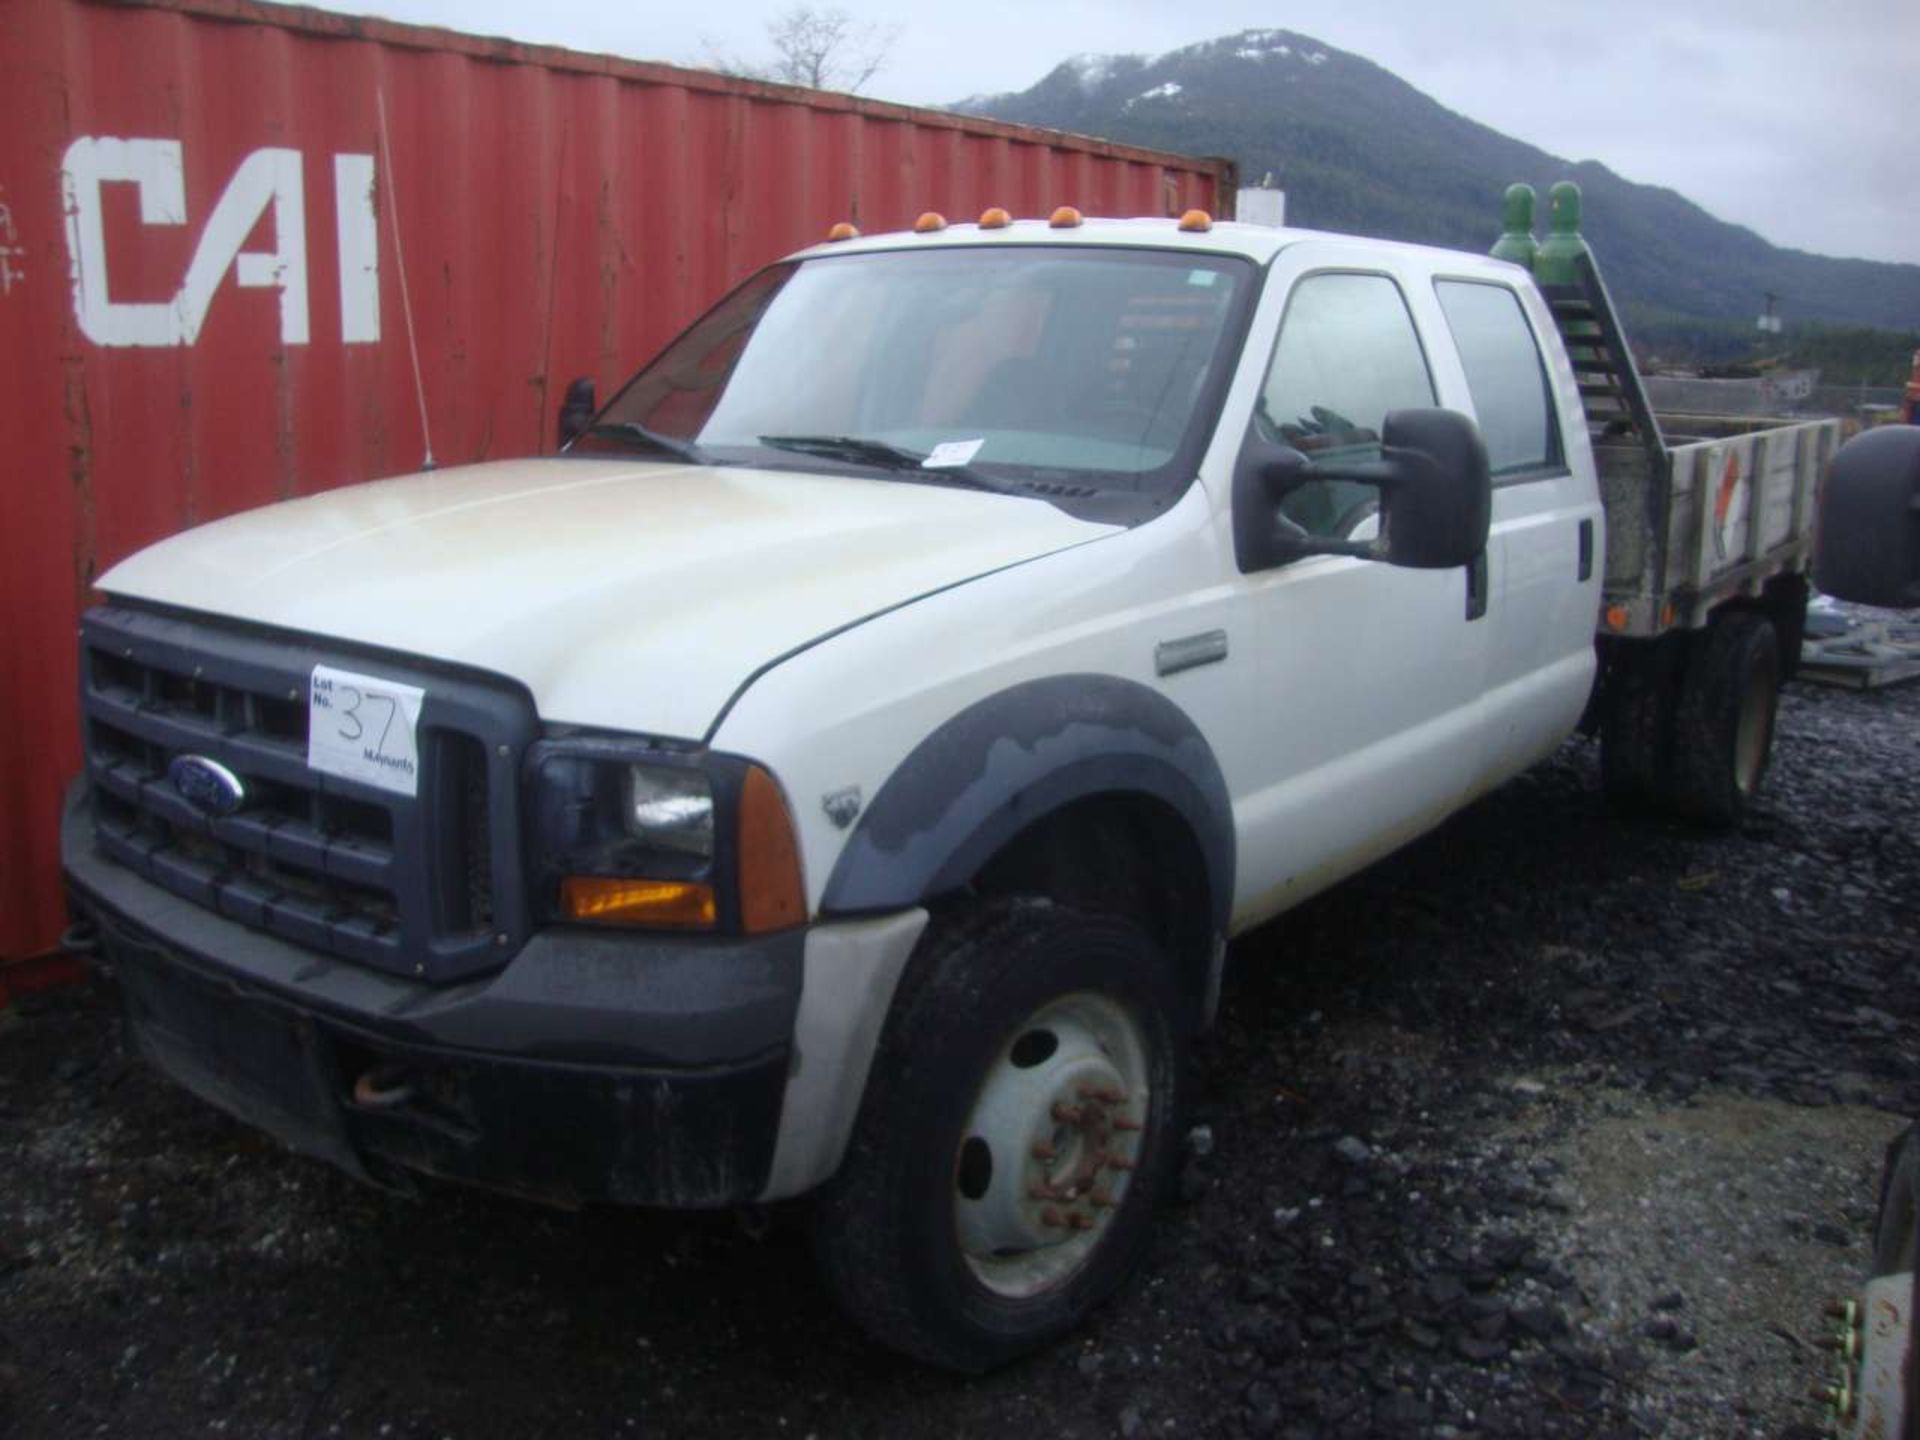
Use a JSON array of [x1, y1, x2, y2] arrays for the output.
[[1434, 280, 1562, 478]]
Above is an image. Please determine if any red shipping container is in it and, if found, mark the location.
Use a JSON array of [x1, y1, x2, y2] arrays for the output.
[[0, 0, 1234, 969]]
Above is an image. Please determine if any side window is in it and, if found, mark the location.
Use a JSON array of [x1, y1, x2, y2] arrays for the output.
[[1435, 280, 1562, 478], [1257, 273, 1435, 538]]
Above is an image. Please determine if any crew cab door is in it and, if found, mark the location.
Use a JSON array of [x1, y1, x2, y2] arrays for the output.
[[1428, 274, 1601, 777], [1218, 248, 1499, 931]]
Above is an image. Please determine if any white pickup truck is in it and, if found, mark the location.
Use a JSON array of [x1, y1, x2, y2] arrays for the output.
[[63, 189, 1857, 1371]]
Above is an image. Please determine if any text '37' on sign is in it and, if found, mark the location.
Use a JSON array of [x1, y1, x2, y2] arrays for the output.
[[307, 665, 425, 797]]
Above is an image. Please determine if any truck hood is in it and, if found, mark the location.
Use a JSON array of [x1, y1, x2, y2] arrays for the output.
[[100, 458, 1118, 738]]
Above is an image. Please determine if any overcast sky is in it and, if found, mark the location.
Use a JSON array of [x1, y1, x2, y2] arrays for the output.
[[332, 0, 1919, 266]]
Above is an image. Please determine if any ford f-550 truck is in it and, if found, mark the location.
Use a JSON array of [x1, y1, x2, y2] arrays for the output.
[[62, 185, 1857, 1370]]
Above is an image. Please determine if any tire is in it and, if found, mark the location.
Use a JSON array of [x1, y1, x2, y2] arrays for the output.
[[1765, 574, 1810, 684], [1815, 425, 1920, 609], [1599, 635, 1684, 812], [810, 898, 1188, 1372], [1868, 1124, 1920, 1440], [1669, 611, 1780, 826], [1875, 1125, 1920, 1278]]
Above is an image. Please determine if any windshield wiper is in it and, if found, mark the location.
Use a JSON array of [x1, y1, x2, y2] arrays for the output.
[[580, 421, 712, 465], [757, 434, 1018, 494]]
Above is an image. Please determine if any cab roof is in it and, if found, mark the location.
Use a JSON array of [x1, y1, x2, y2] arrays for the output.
[[791, 215, 1508, 274]]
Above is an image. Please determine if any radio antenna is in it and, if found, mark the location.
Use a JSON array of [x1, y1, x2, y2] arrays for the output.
[[376, 85, 435, 470]]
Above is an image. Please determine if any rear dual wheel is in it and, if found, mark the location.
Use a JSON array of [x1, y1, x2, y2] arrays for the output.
[[1669, 611, 1781, 826], [811, 899, 1186, 1372], [1600, 610, 1781, 827], [1600, 632, 1686, 811]]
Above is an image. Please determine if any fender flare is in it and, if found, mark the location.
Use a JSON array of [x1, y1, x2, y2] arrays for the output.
[[820, 674, 1235, 933]]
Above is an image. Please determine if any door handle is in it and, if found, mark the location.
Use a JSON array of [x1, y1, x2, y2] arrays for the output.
[[1466, 549, 1489, 621], [1578, 519, 1594, 582]]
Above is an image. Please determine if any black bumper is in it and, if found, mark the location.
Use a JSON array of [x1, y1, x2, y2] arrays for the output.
[[63, 784, 803, 1209]]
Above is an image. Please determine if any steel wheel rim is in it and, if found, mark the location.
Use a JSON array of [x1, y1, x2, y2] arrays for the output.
[[952, 992, 1151, 1298]]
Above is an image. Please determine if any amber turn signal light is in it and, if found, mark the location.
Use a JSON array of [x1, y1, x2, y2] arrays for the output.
[[561, 876, 717, 929], [738, 765, 806, 933]]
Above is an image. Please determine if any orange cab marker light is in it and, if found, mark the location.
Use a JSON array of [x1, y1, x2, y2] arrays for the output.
[[914, 211, 948, 233], [979, 207, 1012, 230], [561, 876, 716, 929], [826, 221, 860, 242], [1605, 605, 1630, 632], [738, 766, 807, 934], [1178, 209, 1214, 233], [1049, 205, 1083, 229], [1661, 604, 1676, 627]]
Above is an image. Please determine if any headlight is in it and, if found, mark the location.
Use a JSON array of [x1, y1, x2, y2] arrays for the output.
[[526, 739, 804, 934], [625, 764, 714, 858]]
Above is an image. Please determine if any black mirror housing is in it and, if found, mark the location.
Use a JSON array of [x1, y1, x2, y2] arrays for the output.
[[1373, 408, 1492, 570], [1232, 406, 1491, 573]]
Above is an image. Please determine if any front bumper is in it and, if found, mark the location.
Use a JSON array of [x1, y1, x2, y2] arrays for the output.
[[64, 782, 804, 1208]]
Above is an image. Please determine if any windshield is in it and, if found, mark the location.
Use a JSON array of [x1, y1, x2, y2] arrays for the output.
[[577, 245, 1254, 516]]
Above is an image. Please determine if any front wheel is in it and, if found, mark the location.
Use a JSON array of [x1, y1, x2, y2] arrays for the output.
[[810, 899, 1188, 1371]]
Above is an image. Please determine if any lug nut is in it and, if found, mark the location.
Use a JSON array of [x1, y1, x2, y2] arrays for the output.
[[1105, 1155, 1134, 1172], [1052, 1102, 1084, 1124], [1112, 1116, 1143, 1133], [1031, 1140, 1058, 1161]]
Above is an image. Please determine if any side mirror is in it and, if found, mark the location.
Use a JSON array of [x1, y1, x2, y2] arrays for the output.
[[557, 376, 596, 449], [1814, 426, 1920, 608], [1370, 408, 1493, 570], [1237, 407, 1491, 571]]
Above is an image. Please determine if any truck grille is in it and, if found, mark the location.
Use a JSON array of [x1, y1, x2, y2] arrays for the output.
[[80, 605, 537, 981]]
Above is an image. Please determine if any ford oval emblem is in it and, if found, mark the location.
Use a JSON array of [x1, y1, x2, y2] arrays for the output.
[[167, 754, 248, 817]]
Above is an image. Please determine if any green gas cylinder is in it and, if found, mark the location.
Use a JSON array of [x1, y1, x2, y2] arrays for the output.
[[1533, 181, 1590, 287], [1490, 183, 1537, 268]]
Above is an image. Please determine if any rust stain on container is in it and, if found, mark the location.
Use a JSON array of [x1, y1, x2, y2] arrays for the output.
[[0, 0, 1234, 963]]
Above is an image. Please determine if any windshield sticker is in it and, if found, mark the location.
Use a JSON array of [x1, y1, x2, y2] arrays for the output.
[[922, 438, 985, 469], [1187, 269, 1221, 287], [308, 665, 426, 797]]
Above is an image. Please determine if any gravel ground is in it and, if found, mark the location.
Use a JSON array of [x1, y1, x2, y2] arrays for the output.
[[2, 671, 1916, 1440]]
